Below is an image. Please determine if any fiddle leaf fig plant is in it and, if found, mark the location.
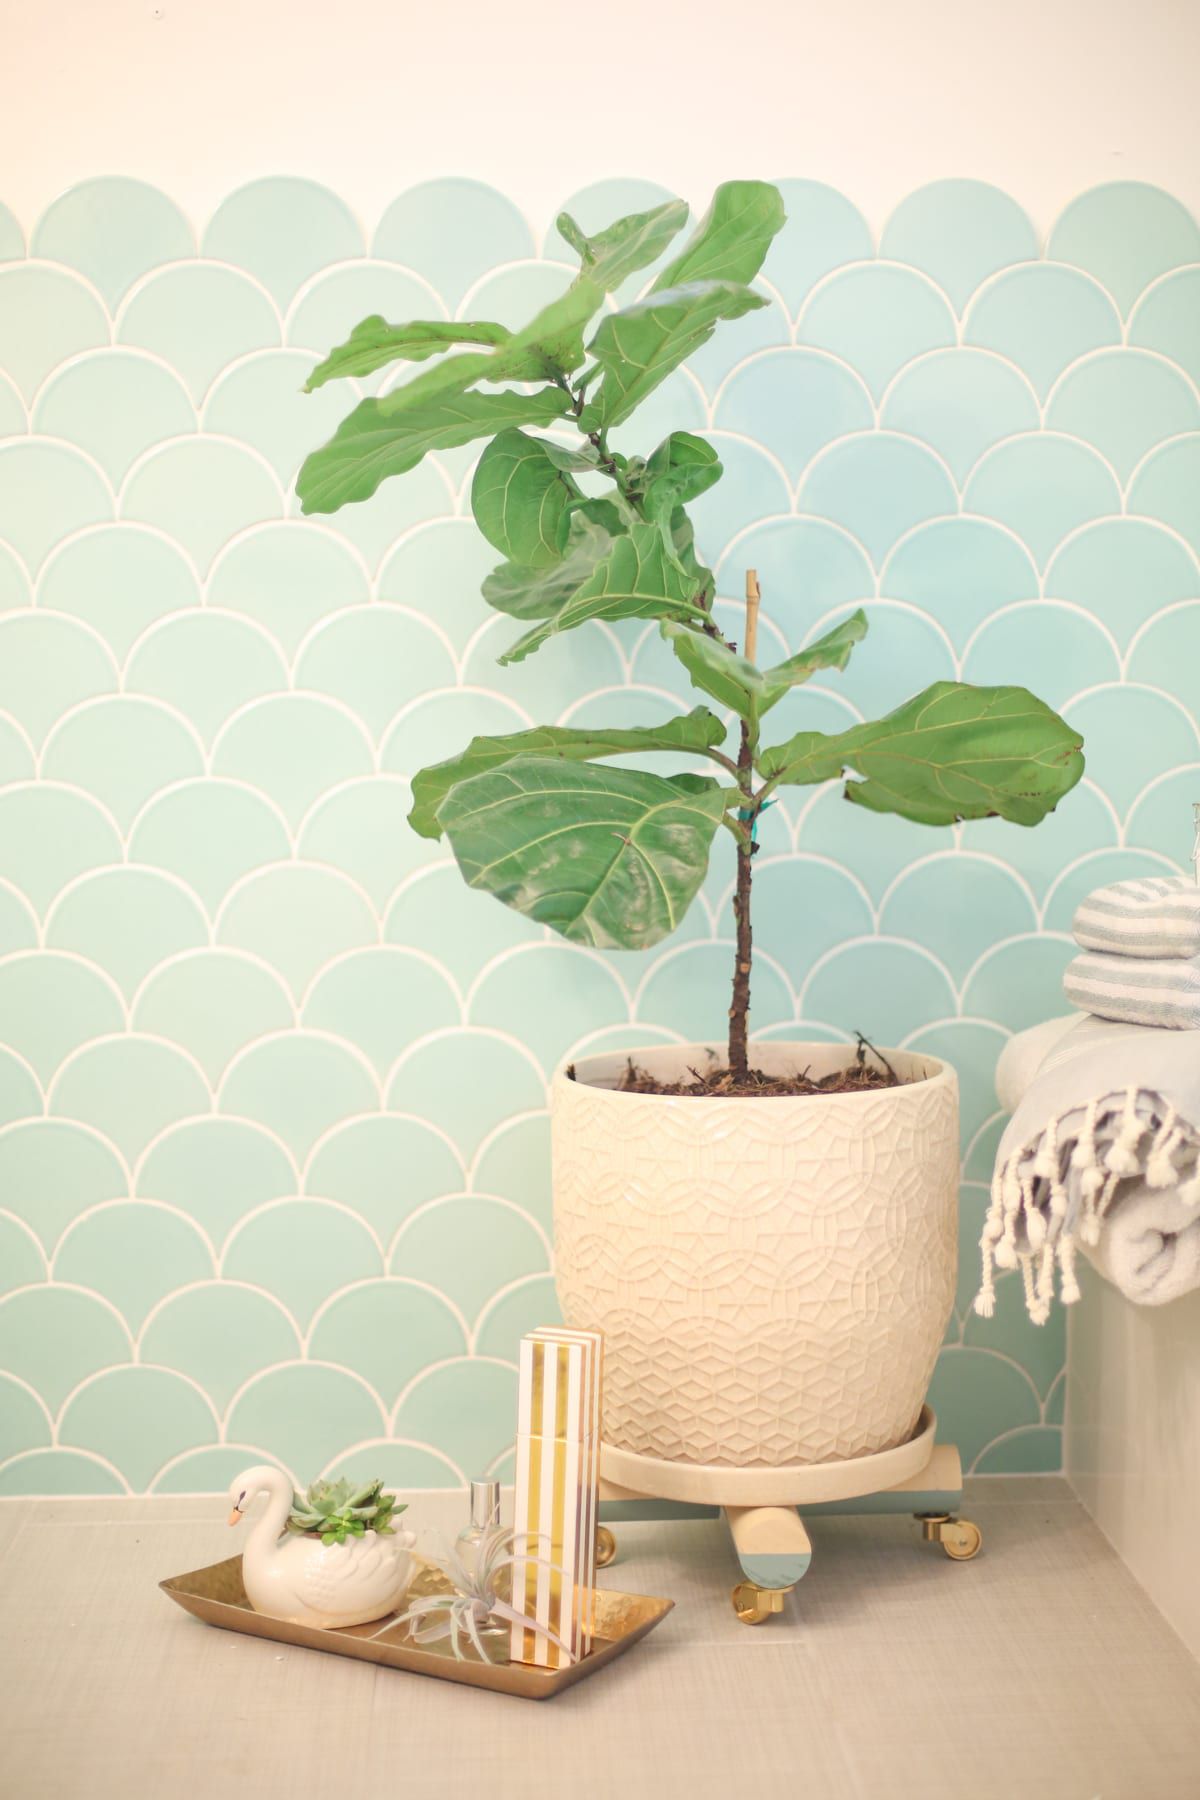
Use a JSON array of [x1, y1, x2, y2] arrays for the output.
[[298, 180, 1085, 1082]]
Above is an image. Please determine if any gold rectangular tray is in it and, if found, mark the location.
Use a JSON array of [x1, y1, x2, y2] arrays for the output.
[[160, 1555, 673, 1700]]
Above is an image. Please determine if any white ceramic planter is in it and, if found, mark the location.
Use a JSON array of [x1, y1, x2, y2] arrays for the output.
[[241, 1525, 417, 1629], [552, 1043, 958, 1474], [228, 1465, 416, 1628]]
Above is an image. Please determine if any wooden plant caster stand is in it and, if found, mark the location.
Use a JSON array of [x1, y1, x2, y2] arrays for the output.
[[594, 1415, 981, 1624]]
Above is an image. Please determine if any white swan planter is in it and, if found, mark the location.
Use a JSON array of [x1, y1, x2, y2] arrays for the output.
[[227, 1464, 416, 1629]]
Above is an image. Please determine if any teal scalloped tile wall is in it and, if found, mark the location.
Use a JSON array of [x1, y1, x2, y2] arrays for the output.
[[1, 174, 1198, 1495]]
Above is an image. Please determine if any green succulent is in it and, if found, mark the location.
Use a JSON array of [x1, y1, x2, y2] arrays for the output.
[[286, 1477, 406, 1547]]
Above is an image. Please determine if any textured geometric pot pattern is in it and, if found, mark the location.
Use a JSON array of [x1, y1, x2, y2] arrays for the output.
[[553, 1045, 958, 1467]]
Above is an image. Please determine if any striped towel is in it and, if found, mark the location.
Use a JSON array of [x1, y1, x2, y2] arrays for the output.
[[1064, 950, 1200, 1029], [1073, 875, 1200, 958]]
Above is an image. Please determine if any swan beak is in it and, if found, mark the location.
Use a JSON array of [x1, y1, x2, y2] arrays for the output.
[[227, 1507, 243, 1527]]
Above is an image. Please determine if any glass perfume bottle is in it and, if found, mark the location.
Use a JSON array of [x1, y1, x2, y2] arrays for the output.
[[455, 1477, 511, 1610]]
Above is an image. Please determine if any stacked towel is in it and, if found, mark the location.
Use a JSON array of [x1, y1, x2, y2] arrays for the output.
[[1064, 876, 1200, 1029], [1073, 874, 1200, 956], [977, 1014, 1200, 1322]]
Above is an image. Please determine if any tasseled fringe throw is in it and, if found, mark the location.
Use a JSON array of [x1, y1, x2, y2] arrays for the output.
[[976, 1087, 1200, 1324]]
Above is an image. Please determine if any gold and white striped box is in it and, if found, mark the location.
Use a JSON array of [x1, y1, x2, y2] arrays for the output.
[[510, 1324, 602, 1668]]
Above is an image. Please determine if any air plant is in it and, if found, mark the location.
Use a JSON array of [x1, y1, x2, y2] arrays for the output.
[[394, 1525, 572, 1664], [286, 1477, 406, 1546]]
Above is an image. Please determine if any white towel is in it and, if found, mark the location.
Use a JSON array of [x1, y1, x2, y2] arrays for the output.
[[1086, 1189, 1200, 1306], [976, 1014, 1200, 1322], [1073, 874, 1200, 958], [1063, 949, 1200, 1029], [995, 1013, 1082, 1112]]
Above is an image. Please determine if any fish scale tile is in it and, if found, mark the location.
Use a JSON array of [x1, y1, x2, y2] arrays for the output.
[[0, 174, 1198, 1493]]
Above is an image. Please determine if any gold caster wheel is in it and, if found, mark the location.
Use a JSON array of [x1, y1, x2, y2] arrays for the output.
[[941, 1519, 982, 1561], [731, 1581, 789, 1625], [916, 1513, 983, 1561], [595, 1525, 617, 1569]]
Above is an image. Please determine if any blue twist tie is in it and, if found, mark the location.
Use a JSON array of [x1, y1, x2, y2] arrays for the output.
[[737, 796, 776, 844]]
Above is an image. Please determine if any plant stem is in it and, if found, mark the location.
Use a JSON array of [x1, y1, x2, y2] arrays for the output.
[[727, 570, 762, 1081], [557, 375, 624, 481], [703, 746, 742, 778], [557, 375, 740, 656]]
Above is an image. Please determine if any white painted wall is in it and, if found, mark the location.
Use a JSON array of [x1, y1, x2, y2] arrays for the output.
[[3, 0, 1199, 232]]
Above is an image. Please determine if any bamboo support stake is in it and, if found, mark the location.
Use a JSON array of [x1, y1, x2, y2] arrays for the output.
[[744, 569, 761, 662]]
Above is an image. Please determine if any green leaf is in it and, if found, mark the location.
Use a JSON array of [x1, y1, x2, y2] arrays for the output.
[[437, 757, 729, 950], [758, 682, 1086, 825], [557, 199, 690, 291], [640, 432, 723, 565], [661, 620, 764, 719], [652, 180, 786, 290], [297, 385, 573, 514], [570, 494, 631, 535], [580, 281, 768, 429], [538, 439, 602, 473], [644, 430, 720, 486], [470, 429, 581, 569], [499, 523, 709, 665], [758, 610, 868, 712], [303, 316, 512, 391], [371, 347, 497, 406], [490, 274, 604, 381], [667, 508, 715, 600], [556, 212, 592, 260], [305, 267, 606, 438], [408, 705, 728, 838], [481, 512, 615, 620]]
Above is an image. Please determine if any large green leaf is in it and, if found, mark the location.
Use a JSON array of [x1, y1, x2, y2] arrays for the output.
[[644, 429, 720, 490], [470, 429, 581, 569], [481, 512, 614, 620], [664, 607, 865, 721], [641, 432, 722, 565], [652, 180, 786, 290], [490, 274, 605, 382], [499, 523, 710, 664], [303, 317, 512, 391], [437, 756, 729, 950], [439, 272, 608, 387], [580, 281, 768, 429], [297, 385, 573, 514], [759, 682, 1085, 826], [305, 278, 602, 411], [668, 508, 715, 601], [570, 494, 633, 534], [661, 620, 764, 718], [408, 705, 727, 838], [369, 346, 497, 406], [538, 439, 602, 473], [557, 200, 689, 291], [758, 610, 868, 712]]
